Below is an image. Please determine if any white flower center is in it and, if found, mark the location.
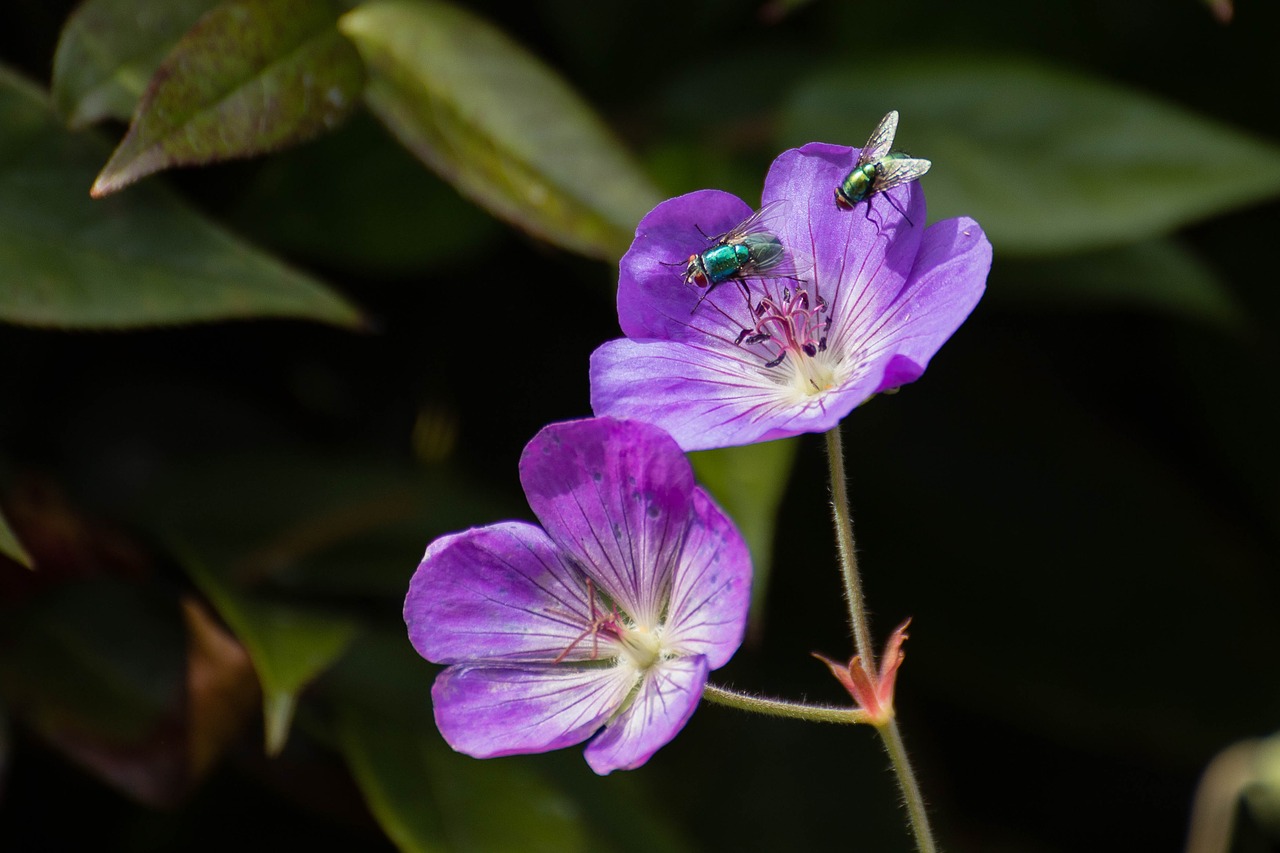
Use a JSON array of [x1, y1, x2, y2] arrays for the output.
[[616, 622, 664, 671], [780, 349, 840, 399]]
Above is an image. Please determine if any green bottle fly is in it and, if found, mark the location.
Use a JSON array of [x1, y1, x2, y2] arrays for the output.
[[683, 200, 811, 310], [835, 110, 931, 210]]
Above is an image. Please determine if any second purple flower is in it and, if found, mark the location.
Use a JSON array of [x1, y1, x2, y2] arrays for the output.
[[590, 142, 992, 452], [404, 417, 752, 775]]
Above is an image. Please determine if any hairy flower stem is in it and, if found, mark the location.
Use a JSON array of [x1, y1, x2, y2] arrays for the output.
[[702, 683, 871, 725], [824, 425, 874, 668], [825, 425, 937, 853], [879, 719, 936, 853]]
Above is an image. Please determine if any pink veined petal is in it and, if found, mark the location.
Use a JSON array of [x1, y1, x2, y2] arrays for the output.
[[617, 190, 756, 342], [762, 143, 926, 358], [662, 490, 752, 668], [583, 655, 710, 775], [590, 337, 811, 451], [432, 662, 638, 760], [519, 418, 694, 627], [405, 522, 620, 665], [859, 216, 992, 394]]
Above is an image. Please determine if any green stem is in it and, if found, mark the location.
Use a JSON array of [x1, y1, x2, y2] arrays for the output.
[[702, 683, 870, 725], [825, 424, 937, 853], [825, 425, 874, 667], [879, 720, 937, 853]]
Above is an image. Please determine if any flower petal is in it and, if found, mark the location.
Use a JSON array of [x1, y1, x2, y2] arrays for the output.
[[859, 216, 991, 393], [617, 190, 756, 342], [762, 143, 926, 355], [663, 489, 751, 668], [432, 662, 638, 759], [590, 337, 822, 451], [405, 522, 619, 665], [520, 417, 694, 627], [583, 655, 709, 775]]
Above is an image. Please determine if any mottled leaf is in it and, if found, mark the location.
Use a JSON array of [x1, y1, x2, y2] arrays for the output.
[[0, 66, 361, 329], [51, 0, 219, 129], [781, 56, 1280, 255], [996, 237, 1246, 331], [91, 0, 364, 196], [183, 556, 358, 755], [0, 507, 32, 569], [340, 0, 661, 260], [690, 438, 798, 643]]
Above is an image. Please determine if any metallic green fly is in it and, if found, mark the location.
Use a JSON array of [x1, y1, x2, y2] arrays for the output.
[[683, 200, 811, 311], [835, 110, 931, 211]]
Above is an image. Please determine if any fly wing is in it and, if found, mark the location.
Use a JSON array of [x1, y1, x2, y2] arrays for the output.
[[858, 110, 899, 167], [741, 235, 813, 280], [715, 199, 791, 245], [874, 157, 931, 192]]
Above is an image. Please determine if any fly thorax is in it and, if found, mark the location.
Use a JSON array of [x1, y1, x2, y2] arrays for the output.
[[839, 164, 878, 205], [699, 244, 748, 285]]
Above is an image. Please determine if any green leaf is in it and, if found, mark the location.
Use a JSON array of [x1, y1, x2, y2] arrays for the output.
[[995, 237, 1247, 331], [51, 0, 220, 129], [340, 0, 662, 261], [690, 438, 798, 642], [780, 56, 1280, 256], [0, 507, 32, 569], [330, 636, 589, 853], [0, 65, 361, 329], [91, 0, 364, 197], [183, 556, 358, 755]]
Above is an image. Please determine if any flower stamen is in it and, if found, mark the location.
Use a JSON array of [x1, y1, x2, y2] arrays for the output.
[[732, 287, 836, 397], [554, 578, 624, 663]]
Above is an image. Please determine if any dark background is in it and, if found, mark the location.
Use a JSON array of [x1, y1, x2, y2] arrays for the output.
[[2, 1, 1279, 851]]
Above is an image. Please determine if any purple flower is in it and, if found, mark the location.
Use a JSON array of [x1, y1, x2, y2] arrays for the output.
[[404, 417, 751, 775], [590, 142, 992, 451]]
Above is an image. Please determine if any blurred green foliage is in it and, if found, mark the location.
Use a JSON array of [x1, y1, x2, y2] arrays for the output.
[[1, 0, 1279, 851]]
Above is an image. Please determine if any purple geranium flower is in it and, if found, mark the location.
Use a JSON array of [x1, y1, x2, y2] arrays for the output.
[[404, 417, 751, 775], [590, 142, 992, 451]]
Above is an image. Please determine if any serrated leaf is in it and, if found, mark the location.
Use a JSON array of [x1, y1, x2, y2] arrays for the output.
[[0, 507, 32, 569], [690, 438, 797, 643], [780, 56, 1280, 255], [329, 635, 589, 853], [51, 0, 220, 129], [91, 0, 364, 197], [996, 237, 1246, 331], [183, 556, 358, 755], [0, 66, 361, 329], [340, 0, 661, 261]]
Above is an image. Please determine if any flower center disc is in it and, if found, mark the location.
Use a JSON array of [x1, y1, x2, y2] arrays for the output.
[[617, 624, 663, 671]]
